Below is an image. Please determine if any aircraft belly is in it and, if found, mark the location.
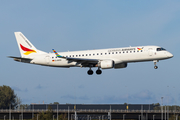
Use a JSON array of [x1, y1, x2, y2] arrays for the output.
[[48, 60, 77, 67]]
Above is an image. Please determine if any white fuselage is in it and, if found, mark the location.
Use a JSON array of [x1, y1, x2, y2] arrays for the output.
[[29, 45, 173, 68]]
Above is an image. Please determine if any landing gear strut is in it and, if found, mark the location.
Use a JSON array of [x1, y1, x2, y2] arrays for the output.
[[96, 68, 102, 75], [153, 60, 158, 69]]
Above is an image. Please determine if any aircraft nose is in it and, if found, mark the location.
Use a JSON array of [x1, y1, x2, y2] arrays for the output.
[[166, 52, 173, 58]]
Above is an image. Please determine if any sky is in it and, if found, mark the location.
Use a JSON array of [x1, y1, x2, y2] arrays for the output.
[[1, 0, 180, 106]]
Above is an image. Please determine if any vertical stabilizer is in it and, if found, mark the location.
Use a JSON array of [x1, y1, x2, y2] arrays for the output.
[[14, 32, 46, 57]]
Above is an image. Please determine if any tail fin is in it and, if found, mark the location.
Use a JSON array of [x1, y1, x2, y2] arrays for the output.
[[14, 32, 46, 57]]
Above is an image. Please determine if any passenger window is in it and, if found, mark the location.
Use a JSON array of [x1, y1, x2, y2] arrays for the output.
[[93, 54, 95, 56], [86, 54, 88, 56], [123, 52, 125, 53], [76, 55, 78, 57], [79, 55, 81, 57], [97, 53, 99, 55], [141, 50, 143, 52], [116, 52, 118, 54], [101, 53, 103, 55], [89, 54, 91, 56], [126, 51, 128, 53], [137, 51, 139, 52], [119, 52, 121, 54], [52, 57, 54, 58], [112, 52, 114, 54], [105, 53, 107, 55], [82, 54, 84, 56]]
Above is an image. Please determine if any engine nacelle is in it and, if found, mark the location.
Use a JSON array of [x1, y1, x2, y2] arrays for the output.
[[114, 63, 127, 69], [99, 60, 114, 69]]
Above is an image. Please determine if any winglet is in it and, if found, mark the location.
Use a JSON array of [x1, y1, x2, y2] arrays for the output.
[[52, 49, 65, 58]]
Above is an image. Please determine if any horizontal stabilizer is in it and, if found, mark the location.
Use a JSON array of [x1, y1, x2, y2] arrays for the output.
[[8, 56, 32, 63]]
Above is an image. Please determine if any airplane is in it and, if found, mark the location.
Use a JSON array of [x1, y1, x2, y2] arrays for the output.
[[9, 32, 173, 75]]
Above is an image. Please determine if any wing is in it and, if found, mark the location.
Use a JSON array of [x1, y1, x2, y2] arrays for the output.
[[52, 49, 99, 65]]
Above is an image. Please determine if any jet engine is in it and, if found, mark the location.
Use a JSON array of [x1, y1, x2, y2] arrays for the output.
[[114, 63, 127, 69], [98, 60, 114, 69]]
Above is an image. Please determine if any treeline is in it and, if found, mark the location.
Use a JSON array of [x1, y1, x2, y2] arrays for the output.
[[154, 105, 180, 111], [153, 103, 180, 111], [32, 106, 67, 120], [0, 85, 68, 120]]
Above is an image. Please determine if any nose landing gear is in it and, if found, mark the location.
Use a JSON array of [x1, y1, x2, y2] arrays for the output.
[[153, 60, 159, 69]]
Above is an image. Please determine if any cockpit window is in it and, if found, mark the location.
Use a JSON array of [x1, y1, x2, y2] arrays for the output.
[[161, 48, 166, 50], [157, 48, 166, 51]]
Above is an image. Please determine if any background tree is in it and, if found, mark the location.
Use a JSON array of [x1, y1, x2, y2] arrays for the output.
[[46, 106, 53, 120], [50, 102, 59, 104], [0, 85, 18, 109], [20, 104, 29, 109], [16, 96, 22, 109], [53, 102, 59, 105], [33, 106, 53, 120], [58, 114, 67, 120]]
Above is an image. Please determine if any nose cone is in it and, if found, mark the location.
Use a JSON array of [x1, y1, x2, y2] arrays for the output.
[[166, 52, 173, 58]]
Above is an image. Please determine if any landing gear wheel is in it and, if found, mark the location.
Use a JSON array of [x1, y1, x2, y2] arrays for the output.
[[96, 69, 102, 75], [87, 70, 93, 75], [154, 66, 158, 69]]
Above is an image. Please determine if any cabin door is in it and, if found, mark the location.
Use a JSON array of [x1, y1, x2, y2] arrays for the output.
[[45, 56, 50, 64], [148, 48, 153, 56]]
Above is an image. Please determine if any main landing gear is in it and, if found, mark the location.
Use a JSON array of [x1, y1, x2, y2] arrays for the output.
[[153, 60, 159, 69], [87, 68, 93, 75], [87, 68, 102, 75], [96, 68, 102, 75]]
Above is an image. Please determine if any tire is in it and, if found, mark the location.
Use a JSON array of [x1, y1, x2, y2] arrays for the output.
[[154, 66, 158, 69], [87, 70, 93, 75], [96, 70, 102, 75]]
